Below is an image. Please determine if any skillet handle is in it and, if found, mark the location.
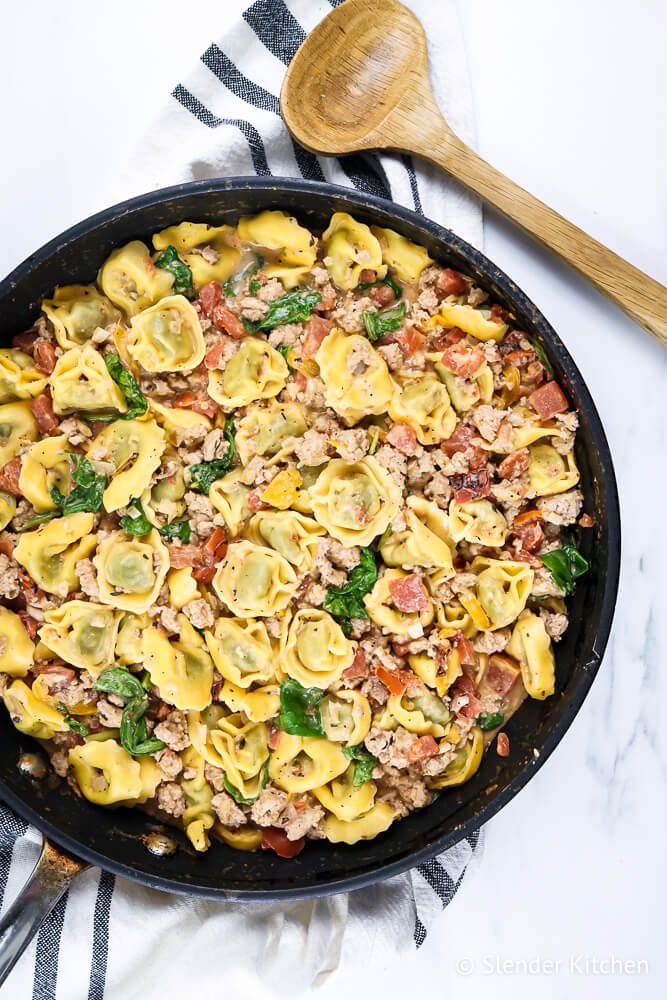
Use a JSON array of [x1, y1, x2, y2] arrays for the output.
[[0, 837, 88, 988]]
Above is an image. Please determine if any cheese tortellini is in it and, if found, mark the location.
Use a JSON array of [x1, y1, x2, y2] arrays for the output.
[[42, 285, 121, 349], [18, 435, 71, 512], [99, 240, 173, 316], [322, 212, 385, 290], [14, 513, 96, 596], [389, 374, 456, 445], [364, 569, 435, 636], [245, 510, 323, 570], [93, 529, 169, 613], [310, 457, 400, 547], [38, 601, 119, 676], [205, 617, 275, 688], [0, 401, 38, 466], [213, 540, 297, 617], [143, 620, 214, 711], [448, 498, 508, 548], [280, 609, 354, 689], [208, 337, 288, 410], [88, 418, 166, 512], [235, 400, 307, 466], [69, 739, 161, 806], [473, 558, 534, 630], [127, 295, 205, 373], [371, 226, 433, 283], [316, 328, 393, 424], [0, 350, 47, 403], [50, 344, 127, 416], [237, 210, 317, 287], [153, 222, 240, 288], [0, 608, 35, 677], [380, 497, 454, 573]]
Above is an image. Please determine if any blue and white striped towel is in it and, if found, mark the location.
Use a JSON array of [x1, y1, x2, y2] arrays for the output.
[[1, 1, 484, 996]]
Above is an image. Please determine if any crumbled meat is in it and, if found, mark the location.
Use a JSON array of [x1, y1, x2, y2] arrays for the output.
[[57, 417, 93, 447], [374, 443, 408, 486], [267, 323, 303, 348], [182, 598, 215, 630], [50, 750, 70, 778], [238, 296, 268, 322], [471, 404, 508, 442], [375, 764, 433, 816], [184, 491, 219, 538], [332, 293, 374, 333], [75, 559, 99, 600], [211, 791, 247, 828], [539, 609, 569, 641], [536, 489, 583, 526], [473, 629, 510, 654], [202, 429, 229, 462], [257, 278, 285, 303], [154, 605, 181, 634], [467, 286, 489, 307], [553, 412, 579, 455], [153, 710, 191, 751], [96, 699, 123, 728], [360, 675, 390, 706], [0, 554, 19, 600], [276, 796, 325, 841], [250, 786, 289, 826], [156, 748, 183, 781], [156, 782, 186, 818], [424, 472, 452, 509], [531, 566, 565, 598], [377, 343, 404, 371]]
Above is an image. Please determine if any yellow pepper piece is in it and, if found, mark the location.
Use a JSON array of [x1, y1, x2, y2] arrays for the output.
[[260, 468, 303, 510], [459, 590, 491, 631]]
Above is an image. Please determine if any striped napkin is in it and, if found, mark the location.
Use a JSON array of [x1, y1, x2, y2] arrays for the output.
[[0, 1, 484, 996]]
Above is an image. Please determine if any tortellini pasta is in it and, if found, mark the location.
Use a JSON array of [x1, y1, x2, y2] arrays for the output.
[[322, 212, 385, 290], [127, 295, 205, 373], [380, 496, 454, 572], [38, 601, 119, 676], [448, 498, 508, 547], [388, 374, 456, 444], [18, 435, 71, 512], [506, 611, 555, 700], [0, 492, 16, 531], [2, 680, 69, 739], [208, 337, 288, 410], [143, 620, 214, 710], [313, 766, 376, 822], [316, 328, 393, 424], [93, 529, 169, 613], [196, 711, 269, 800], [320, 689, 372, 746], [205, 617, 275, 688], [364, 569, 435, 636], [217, 679, 280, 722], [371, 226, 433, 283], [473, 557, 534, 630], [430, 727, 484, 789], [50, 344, 127, 416], [237, 210, 317, 287], [310, 457, 400, 547], [0, 401, 38, 466], [527, 444, 579, 496], [378, 689, 451, 737], [0, 608, 35, 677], [149, 398, 212, 443], [69, 739, 161, 806], [209, 470, 251, 536], [88, 418, 166, 512], [99, 240, 173, 316], [323, 803, 395, 844], [179, 746, 216, 851], [14, 513, 96, 596], [42, 285, 121, 349], [436, 360, 494, 413], [430, 303, 508, 342], [269, 733, 349, 794], [245, 510, 323, 570], [152, 222, 240, 288], [115, 612, 149, 665], [213, 540, 297, 617], [280, 609, 354, 689], [235, 400, 307, 466], [0, 349, 47, 403]]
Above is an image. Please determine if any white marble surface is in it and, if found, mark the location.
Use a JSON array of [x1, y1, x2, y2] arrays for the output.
[[1, 0, 666, 997]]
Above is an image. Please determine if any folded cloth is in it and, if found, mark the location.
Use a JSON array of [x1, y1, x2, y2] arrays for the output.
[[0, 2, 484, 996]]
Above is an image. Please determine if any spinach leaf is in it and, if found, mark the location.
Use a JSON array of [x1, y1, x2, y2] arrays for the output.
[[50, 453, 106, 515], [477, 712, 504, 732], [223, 760, 269, 806], [242, 288, 322, 333], [276, 344, 291, 360], [83, 352, 149, 423], [154, 245, 195, 299], [343, 744, 377, 785], [358, 273, 402, 300], [362, 301, 406, 342], [159, 519, 191, 543], [527, 337, 554, 378], [279, 679, 324, 738], [58, 704, 89, 738], [539, 532, 589, 596], [94, 667, 145, 703], [120, 696, 165, 756], [367, 426, 380, 456], [223, 253, 264, 298], [119, 497, 152, 536], [248, 278, 262, 296], [189, 413, 236, 493], [323, 547, 377, 634], [18, 511, 59, 532]]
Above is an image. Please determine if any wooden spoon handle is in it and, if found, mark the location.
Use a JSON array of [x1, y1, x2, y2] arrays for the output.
[[421, 131, 667, 346]]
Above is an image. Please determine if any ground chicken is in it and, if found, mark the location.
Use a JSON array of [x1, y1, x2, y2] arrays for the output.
[[332, 293, 374, 333], [536, 489, 583, 525], [153, 605, 181, 634], [424, 472, 452, 509], [467, 286, 489, 307], [375, 764, 433, 816], [294, 429, 331, 467], [250, 786, 289, 826], [374, 443, 408, 486], [154, 710, 191, 751], [96, 699, 123, 728], [257, 278, 285, 303], [204, 763, 225, 792], [238, 296, 268, 321], [57, 417, 93, 447], [182, 598, 215, 630], [156, 782, 186, 818], [471, 404, 508, 442], [50, 750, 69, 778], [267, 322, 303, 348], [276, 797, 325, 841], [553, 412, 578, 455], [156, 748, 183, 781], [184, 491, 218, 538], [377, 343, 404, 371], [531, 566, 565, 598], [539, 609, 569, 641], [211, 791, 247, 828], [0, 554, 19, 600], [473, 629, 510, 654], [201, 429, 230, 462], [75, 559, 99, 600]]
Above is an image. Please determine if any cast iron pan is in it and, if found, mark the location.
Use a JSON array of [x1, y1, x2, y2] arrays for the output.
[[0, 178, 620, 979]]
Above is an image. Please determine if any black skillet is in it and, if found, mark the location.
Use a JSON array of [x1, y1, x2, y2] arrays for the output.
[[0, 178, 620, 983]]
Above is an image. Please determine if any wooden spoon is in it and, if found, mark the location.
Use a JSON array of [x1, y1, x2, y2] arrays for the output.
[[281, 0, 667, 347]]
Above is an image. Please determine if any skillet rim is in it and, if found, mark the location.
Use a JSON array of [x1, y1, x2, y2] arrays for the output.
[[0, 176, 620, 899]]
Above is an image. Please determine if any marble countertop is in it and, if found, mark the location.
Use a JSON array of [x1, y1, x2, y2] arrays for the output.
[[1, 0, 665, 997]]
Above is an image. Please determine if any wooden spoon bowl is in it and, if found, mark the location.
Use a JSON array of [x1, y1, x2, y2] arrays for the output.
[[282, 0, 667, 345]]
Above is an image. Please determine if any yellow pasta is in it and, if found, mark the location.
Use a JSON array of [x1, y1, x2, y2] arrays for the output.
[[42, 285, 121, 349], [316, 328, 393, 424], [310, 457, 400, 547]]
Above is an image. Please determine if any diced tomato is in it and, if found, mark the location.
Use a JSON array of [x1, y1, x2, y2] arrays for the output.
[[452, 632, 476, 666], [0, 458, 22, 496], [302, 315, 333, 359], [498, 449, 530, 480], [431, 326, 466, 350], [485, 653, 521, 696], [388, 573, 429, 612], [496, 732, 510, 757], [449, 671, 482, 719], [391, 639, 412, 658], [342, 647, 367, 681], [193, 527, 228, 584], [450, 469, 491, 504], [34, 662, 77, 686], [372, 284, 395, 307], [267, 725, 282, 750], [261, 827, 305, 859], [407, 734, 440, 764], [12, 330, 39, 354], [204, 340, 226, 370], [0, 534, 15, 557], [198, 281, 222, 316], [166, 544, 202, 569], [395, 326, 425, 356], [441, 422, 473, 456], [490, 304, 510, 323], [18, 611, 39, 641], [294, 372, 307, 392], [374, 664, 414, 697], [512, 509, 543, 526], [33, 339, 57, 374], [171, 391, 218, 420], [504, 348, 536, 369], [513, 519, 544, 554], [315, 292, 336, 312], [30, 393, 59, 434], [579, 513, 596, 528], [247, 490, 271, 512], [441, 342, 484, 378], [211, 305, 247, 339], [386, 423, 418, 456], [358, 269, 376, 284], [528, 380, 569, 420], [436, 268, 467, 297]]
